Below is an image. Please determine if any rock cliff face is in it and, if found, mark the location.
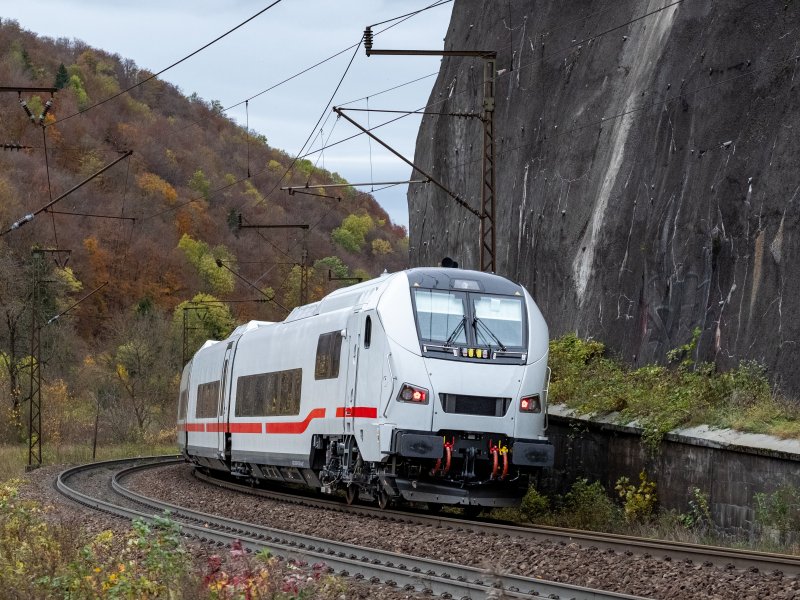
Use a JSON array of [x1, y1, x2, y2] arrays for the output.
[[409, 0, 800, 394]]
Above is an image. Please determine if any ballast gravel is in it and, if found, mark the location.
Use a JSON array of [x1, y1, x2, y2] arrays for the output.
[[120, 463, 800, 600], [17, 462, 800, 600]]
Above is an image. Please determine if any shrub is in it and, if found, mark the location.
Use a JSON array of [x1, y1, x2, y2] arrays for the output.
[[517, 486, 550, 522], [754, 484, 800, 546], [615, 471, 657, 523], [560, 478, 619, 531]]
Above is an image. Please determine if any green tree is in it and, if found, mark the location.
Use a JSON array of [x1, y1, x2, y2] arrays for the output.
[[314, 256, 348, 279], [177, 234, 236, 295], [68, 74, 89, 109], [53, 63, 69, 89], [172, 293, 236, 360], [188, 169, 211, 200], [331, 213, 374, 253]]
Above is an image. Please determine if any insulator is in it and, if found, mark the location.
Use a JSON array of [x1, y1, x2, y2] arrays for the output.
[[19, 99, 34, 121], [39, 98, 53, 124], [11, 213, 34, 229], [364, 27, 373, 54]]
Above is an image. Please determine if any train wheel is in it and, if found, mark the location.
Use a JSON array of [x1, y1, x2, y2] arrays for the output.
[[427, 502, 443, 514], [377, 489, 390, 510], [345, 485, 359, 506]]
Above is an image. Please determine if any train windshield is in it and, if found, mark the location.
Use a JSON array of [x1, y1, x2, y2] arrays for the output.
[[472, 295, 524, 348], [413, 289, 467, 345], [412, 287, 527, 358]]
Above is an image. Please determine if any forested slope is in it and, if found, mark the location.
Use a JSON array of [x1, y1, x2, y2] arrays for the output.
[[0, 18, 407, 441]]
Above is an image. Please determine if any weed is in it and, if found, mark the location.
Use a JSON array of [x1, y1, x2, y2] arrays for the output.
[[678, 487, 713, 533], [754, 484, 800, 546], [615, 471, 657, 523]]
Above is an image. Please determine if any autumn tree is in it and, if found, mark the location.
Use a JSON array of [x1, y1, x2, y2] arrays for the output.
[[331, 213, 374, 253], [101, 310, 177, 438], [177, 234, 236, 295]]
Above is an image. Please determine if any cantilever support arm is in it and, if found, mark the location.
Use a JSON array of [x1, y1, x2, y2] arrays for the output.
[[332, 107, 480, 218]]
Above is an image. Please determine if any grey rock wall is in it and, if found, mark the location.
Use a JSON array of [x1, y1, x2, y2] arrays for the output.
[[409, 0, 800, 393]]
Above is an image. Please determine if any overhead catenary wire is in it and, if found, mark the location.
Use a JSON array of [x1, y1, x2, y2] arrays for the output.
[[46, 0, 285, 128]]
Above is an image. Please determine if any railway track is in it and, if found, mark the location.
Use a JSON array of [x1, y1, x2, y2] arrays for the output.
[[58, 456, 646, 600], [190, 464, 800, 578]]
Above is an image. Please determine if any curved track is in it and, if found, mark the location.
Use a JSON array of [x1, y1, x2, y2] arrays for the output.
[[58, 457, 646, 600], [191, 466, 800, 578]]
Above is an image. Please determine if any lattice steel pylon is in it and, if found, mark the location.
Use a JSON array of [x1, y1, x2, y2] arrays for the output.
[[480, 57, 496, 273], [27, 249, 43, 470]]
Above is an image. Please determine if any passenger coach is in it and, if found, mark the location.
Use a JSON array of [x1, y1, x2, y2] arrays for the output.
[[178, 267, 553, 509]]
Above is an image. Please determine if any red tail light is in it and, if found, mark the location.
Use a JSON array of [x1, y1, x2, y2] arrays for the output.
[[519, 394, 541, 413], [398, 384, 429, 404]]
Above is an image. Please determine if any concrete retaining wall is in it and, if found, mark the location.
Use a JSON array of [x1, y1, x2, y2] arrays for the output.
[[541, 410, 800, 534]]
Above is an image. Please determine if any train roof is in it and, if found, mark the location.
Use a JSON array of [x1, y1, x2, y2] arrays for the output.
[[405, 268, 524, 296], [280, 267, 524, 325]]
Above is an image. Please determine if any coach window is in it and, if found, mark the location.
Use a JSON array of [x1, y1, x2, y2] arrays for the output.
[[178, 388, 188, 420], [195, 381, 220, 419], [236, 369, 302, 416], [364, 316, 372, 349], [315, 331, 342, 379]]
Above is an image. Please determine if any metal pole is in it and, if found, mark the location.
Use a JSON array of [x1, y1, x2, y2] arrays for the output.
[[480, 56, 497, 273], [27, 250, 43, 470], [300, 246, 309, 306], [334, 107, 481, 218]]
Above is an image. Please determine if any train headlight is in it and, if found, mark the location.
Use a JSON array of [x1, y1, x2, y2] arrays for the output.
[[398, 383, 429, 404], [519, 394, 541, 413]]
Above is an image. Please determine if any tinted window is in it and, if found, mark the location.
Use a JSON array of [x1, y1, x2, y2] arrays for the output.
[[235, 369, 303, 417], [364, 316, 372, 349], [315, 331, 342, 379], [195, 381, 220, 419]]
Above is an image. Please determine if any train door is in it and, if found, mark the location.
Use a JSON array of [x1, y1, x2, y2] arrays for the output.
[[354, 311, 381, 418], [216, 341, 234, 459], [343, 311, 362, 433]]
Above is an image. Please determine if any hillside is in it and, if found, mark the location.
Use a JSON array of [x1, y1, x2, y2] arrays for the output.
[[410, 0, 800, 395], [0, 18, 407, 438]]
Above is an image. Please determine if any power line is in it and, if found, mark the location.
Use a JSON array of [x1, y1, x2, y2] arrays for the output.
[[46, 0, 285, 128]]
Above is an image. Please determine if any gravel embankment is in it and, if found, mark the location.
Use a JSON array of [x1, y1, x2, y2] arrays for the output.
[[122, 463, 800, 600]]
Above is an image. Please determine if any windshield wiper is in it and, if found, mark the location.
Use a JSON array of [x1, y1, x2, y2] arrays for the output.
[[443, 316, 466, 347], [473, 316, 507, 351]]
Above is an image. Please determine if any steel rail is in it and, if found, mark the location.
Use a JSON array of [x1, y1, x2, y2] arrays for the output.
[[192, 467, 800, 577], [110, 460, 644, 600]]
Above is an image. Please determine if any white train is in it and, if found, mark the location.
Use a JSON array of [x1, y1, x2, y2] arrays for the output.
[[178, 267, 553, 509]]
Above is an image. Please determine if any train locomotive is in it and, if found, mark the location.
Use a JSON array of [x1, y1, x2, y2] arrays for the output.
[[178, 267, 553, 509]]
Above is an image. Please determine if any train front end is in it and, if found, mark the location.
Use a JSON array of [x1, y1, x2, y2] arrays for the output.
[[378, 267, 553, 508]]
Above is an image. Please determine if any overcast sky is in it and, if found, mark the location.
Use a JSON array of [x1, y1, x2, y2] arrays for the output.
[[3, 1, 455, 229]]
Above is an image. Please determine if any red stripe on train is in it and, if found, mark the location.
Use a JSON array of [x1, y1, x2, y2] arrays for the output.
[[182, 423, 205, 432], [264, 408, 326, 434], [335, 406, 378, 418]]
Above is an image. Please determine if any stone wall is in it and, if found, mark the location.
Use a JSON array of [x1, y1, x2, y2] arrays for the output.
[[542, 414, 800, 534], [410, 0, 800, 394]]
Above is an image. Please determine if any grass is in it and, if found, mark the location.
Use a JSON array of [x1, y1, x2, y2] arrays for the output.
[[0, 442, 180, 481], [549, 331, 800, 449]]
